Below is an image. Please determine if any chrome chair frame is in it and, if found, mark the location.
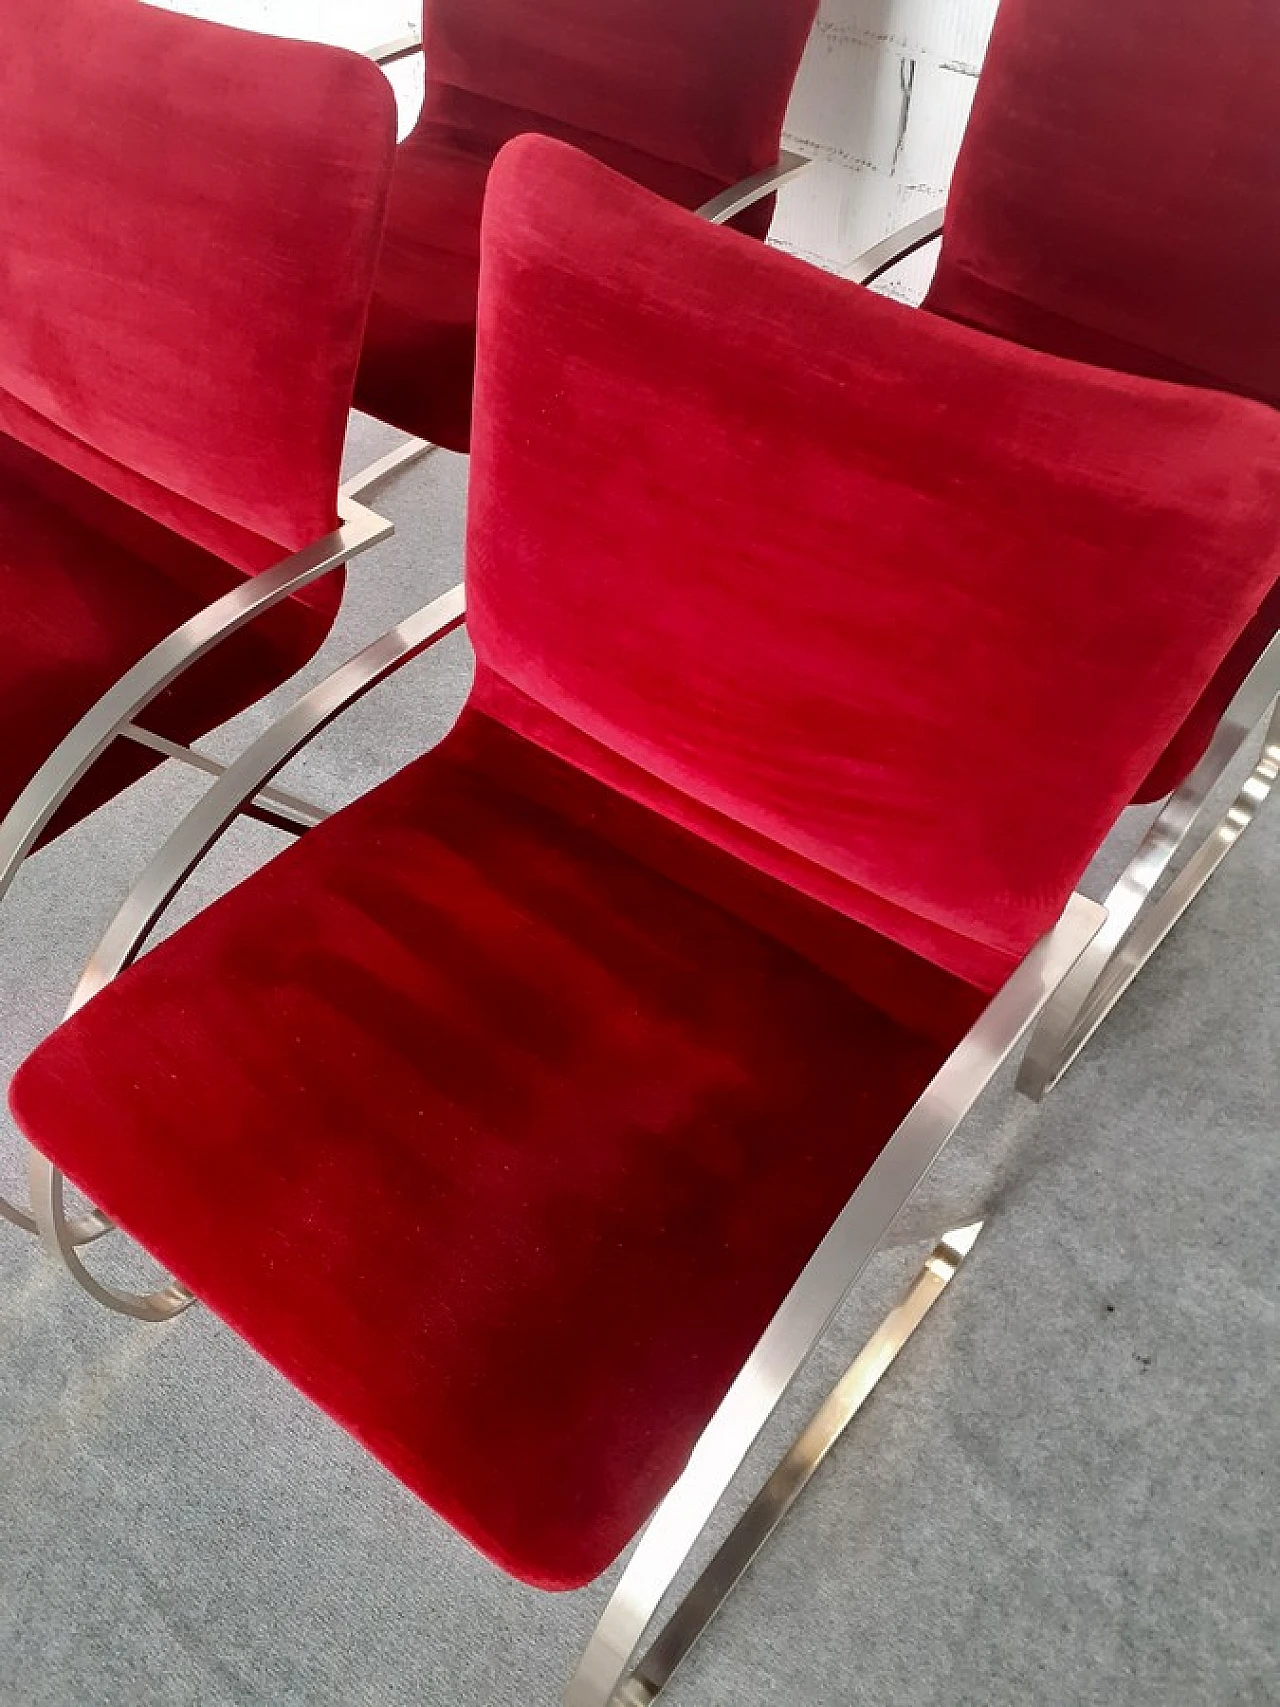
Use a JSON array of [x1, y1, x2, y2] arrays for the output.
[[840, 207, 944, 288], [26, 578, 1104, 1696], [0, 493, 395, 1238], [353, 31, 811, 497], [365, 30, 424, 69], [563, 895, 1100, 1707], [1018, 633, 1280, 1098], [841, 210, 1279, 1099]]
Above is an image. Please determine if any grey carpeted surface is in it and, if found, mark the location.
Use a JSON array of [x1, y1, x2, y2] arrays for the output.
[[0, 416, 1276, 1706]]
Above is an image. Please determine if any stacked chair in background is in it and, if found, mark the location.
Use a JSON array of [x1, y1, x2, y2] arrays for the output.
[[845, 0, 1280, 1096], [354, 0, 819, 463], [2, 2, 1277, 1705]]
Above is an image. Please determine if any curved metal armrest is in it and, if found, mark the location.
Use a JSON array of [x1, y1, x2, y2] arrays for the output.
[[70, 584, 467, 1015], [364, 31, 424, 69], [566, 888, 1106, 1707], [696, 150, 812, 225], [842, 207, 945, 287], [0, 497, 392, 912]]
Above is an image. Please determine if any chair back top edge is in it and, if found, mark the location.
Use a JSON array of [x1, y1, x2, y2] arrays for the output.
[[412, 0, 819, 191], [0, 0, 398, 561], [927, 0, 1280, 411]]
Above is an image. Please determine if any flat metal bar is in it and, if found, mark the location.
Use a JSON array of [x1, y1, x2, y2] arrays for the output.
[[696, 151, 811, 226], [630, 1223, 984, 1703], [364, 30, 422, 68], [120, 724, 329, 834], [1027, 700, 1279, 1096], [0, 497, 389, 914], [340, 437, 436, 503], [565, 891, 1105, 1707], [842, 209, 945, 287], [0, 1181, 110, 1244], [1018, 629, 1280, 1099], [27, 1154, 194, 1323]]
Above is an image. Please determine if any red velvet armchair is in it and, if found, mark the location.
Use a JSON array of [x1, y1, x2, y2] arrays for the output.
[[354, 0, 817, 471], [0, 0, 412, 1234], [843, 0, 1280, 1096], [13, 140, 1280, 1704]]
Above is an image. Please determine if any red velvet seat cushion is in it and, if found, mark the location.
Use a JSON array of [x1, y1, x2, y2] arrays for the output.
[[924, 0, 1280, 801], [10, 710, 967, 1589], [354, 0, 819, 449]]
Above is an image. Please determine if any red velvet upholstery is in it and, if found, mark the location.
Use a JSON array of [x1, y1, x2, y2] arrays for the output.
[[0, 0, 395, 832], [12, 712, 967, 1588], [13, 141, 1280, 1591], [925, 0, 1280, 801], [355, 0, 818, 450]]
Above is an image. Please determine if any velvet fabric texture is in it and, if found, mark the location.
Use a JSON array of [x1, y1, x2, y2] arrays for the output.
[[925, 0, 1280, 802], [13, 141, 1280, 1590], [354, 0, 818, 450], [11, 712, 968, 1589], [471, 144, 1280, 991], [0, 0, 396, 833]]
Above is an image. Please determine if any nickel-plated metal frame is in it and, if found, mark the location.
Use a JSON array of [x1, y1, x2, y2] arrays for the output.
[[563, 892, 1102, 1707], [0, 497, 393, 1238], [365, 30, 424, 69], [599, 1220, 985, 1704], [340, 435, 437, 505], [119, 724, 328, 836], [694, 150, 812, 225], [840, 207, 943, 287], [1018, 632, 1280, 1098]]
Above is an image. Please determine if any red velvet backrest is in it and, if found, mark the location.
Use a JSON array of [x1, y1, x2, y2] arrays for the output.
[[469, 139, 1280, 991], [925, 0, 1280, 408], [417, 0, 817, 186], [0, 0, 396, 565]]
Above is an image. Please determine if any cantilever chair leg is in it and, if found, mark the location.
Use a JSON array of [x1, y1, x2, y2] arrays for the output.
[[1019, 632, 1280, 1100], [27, 586, 467, 1319], [604, 1222, 983, 1706], [565, 894, 1103, 1707], [0, 497, 393, 1240]]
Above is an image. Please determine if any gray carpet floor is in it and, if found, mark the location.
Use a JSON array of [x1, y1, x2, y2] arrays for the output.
[[0, 415, 1275, 1706]]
